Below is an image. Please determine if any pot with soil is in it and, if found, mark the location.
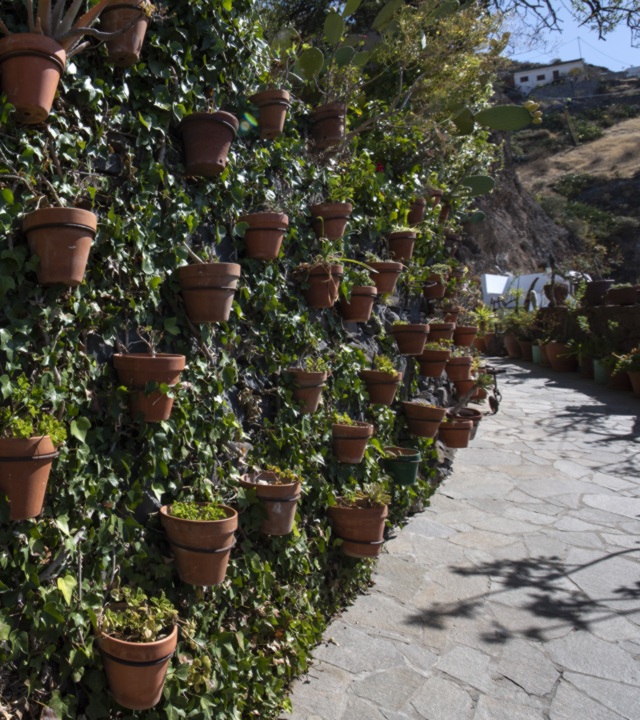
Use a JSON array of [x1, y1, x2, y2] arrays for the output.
[[286, 367, 328, 414], [239, 212, 288, 260], [239, 469, 301, 536], [310, 102, 346, 149], [546, 342, 578, 372], [503, 333, 521, 359], [427, 322, 455, 343], [439, 418, 473, 448], [453, 325, 478, 348], [250, 89, 291, 139], [99, 0, 150, 67], [359, 369, 402, 406], [340, 286, 377, 323], [160, 502, 238, 586], [402, 401, 446, 439], [367, 261, 403, 295], [179, 111, 239, 177], [113, 353, 186, 422], [309, 203, 352, 241], [445, 355, 472, 382], [332, 419, 374, 464], [382, 446, 421, 486], [23, 207, 97, 286], [177, 262, 241, 323], [387, 230, 416, 262], [423, 276, 446, 300], [391, 323, 429, 356], [299, 263, 343, 308], [418, 345, 451, 377]]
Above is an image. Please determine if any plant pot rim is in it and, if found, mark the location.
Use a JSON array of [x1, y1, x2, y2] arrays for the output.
[[250, 88, 291, 104], [391, 324, 429, 333], [359, 369, 401, 381], [332, 421, 374, 430], [113, 353, 186, 363], [0, 33, 66, 70], [97, 621, 178, 650], [238, 212, 289, 225], [0, 435, 57, 456], [383, 446, 421, 459], [239, 471, 301, 493], [179, 111, 239, 135], [441, 419, 474, 430], [388, 230, 417, 239], [348, 285, 377, 295], [160, 503, 237, 526], [23, 206, 98, 233], [309, 202, 353, 215]]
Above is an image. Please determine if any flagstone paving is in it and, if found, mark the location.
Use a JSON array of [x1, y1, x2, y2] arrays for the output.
[[286, 361, 640, 720]]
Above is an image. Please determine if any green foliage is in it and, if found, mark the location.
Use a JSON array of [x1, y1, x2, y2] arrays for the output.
[[262, 465, 302, 484], [341, 482, 391, 508], [303, 356, 330, 373], [169, 502, 227, 521], [0, 374, 67, 445], [614, 347, 640, 374], [372, 355, 397, 374], [333, 412, 356, 426], [98, 587, 179, 643]]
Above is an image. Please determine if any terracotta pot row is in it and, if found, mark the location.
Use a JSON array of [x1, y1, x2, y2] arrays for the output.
[[401, 401, 476, 448]]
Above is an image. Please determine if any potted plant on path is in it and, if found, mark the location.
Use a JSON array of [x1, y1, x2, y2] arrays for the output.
[[328, 483, 390, 558]]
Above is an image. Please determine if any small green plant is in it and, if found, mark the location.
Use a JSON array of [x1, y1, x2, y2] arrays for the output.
[[344, 267, 375, 288], [614, 348, 640, 374], [0, 374, 67, 445], [340, 482, 390, 508], [406, 398, 437, 407], [169, 502, 227, 521], [392, 320, 409, 326], [333, 412, 356, 426], [427, 263, 450, 282], [372, 356, 397, 375], [262, 464, 302, 484], [97, 587, 178, 643], [302, 356, 329, 373], [424, 340, 452, 351], [450, 346, 472, 358]]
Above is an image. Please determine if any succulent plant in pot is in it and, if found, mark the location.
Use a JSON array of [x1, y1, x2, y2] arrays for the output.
[[359, 355, 402, 406], [328, 482, 390, 558], [239, 464, 302, 535], [94, 587, 179, 711], [339, 267, 377, 323], [332, 412, 374, 464], [0, 373, 67, 521]]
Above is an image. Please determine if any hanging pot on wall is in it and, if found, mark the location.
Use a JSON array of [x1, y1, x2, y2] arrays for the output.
[[239, 212, 288, 260], [286, 368, 328, 414], [23, 207, 97, 286], [427, 322, 455, 343], [239, 471, 301, 536], [359, 370, 402, 405], [583, 279, 613, 306], [388, 230, 416, 262], [177, 262, 241, 323], [445, 356, 472, 382], [99, 0, 150, 67], [367, 261, 403, 295], [423, 276, 446, 300], [300, 263, 343, 308], [310, 102, 346, 149], [382, 447, 421, 486], [447, 407, 482, 440], [439, 418, 473, 448], [418, 347, 451, 377], [179, 111, 239, 177], [407, 197, 427, 225], [328, 501, 388, 558], [401, 401, 446, 438], [339, 286, 377, 322], [309, 202, 352, 241], [391, 324, 429, 356], [0, 34, 66, 124], [453, 325, 478, 348], [250, 89, 291, 139], [332, 422, 374, 464]]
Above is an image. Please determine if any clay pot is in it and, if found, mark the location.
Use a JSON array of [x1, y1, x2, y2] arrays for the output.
[[0, 34, 66, 124], [628, 371, 640, 397], [445, 356, 472, 382], [250, 89, 290, 139], [423, 280, 446, 300], [407, 197, 427, 225], [388, 231, 416, 262], [442, 306, 460, 324], [97, 623, 178, 710], [99, 1, 149, 67], [177, 262, 241, 323], [286, 368, 328, 414], [391, 324, 429, 355], [367, 261, 403, 295], [239, 212, 288, 260], [301, 263, 343, 308], [453, 325, 478, 348], [607, 368, 633, 391], [328, 501, 388, 558], [539, 342, 551, 367], [309, 203, 352, 241], [546, 342, 578, 372], [427, 323, 455, 343], [359, 370, 402, 405], [518, 340, 533, 361], [418, 347, 451, 377], [113, 353, 186, 422], [382, 447, 421, 486], [402, 401, 446, 438], [23, 207, 97, 286], [160, 504, 238, 585], [428, 189, 444, 207], [605, 286, 638, 306], [332, 422, 374, 464], [310, 102, 346, 149], [179, 111, 239, 177], [439, 419, 473, 448], [474, 336, 487, 353], [340, 286, 377, 322], [503, 333, 521, 359], [583, 280, 613, 306], [239, 471, 301, 535], [0, 436, 57, 521], [447, 407, 482, 440], [453, 379, 475, 398]]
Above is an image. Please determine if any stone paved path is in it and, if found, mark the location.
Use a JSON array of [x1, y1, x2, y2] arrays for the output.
[[287, 361, 640, 720]]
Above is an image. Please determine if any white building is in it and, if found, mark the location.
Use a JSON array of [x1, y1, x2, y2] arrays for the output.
[[513, 59, 586, 94]]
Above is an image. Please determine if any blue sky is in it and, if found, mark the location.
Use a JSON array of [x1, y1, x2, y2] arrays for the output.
[[504, 6, 639, 71]]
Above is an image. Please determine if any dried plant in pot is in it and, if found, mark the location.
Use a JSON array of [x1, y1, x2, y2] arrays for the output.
[[95, 588, 179, 711], [359, 356, 402, 406], [332, 413, 374, 464], [339, 267, 377, 323], [391, 321, 430, 356], [0, 373, 67, 521], [160, 500, 238, 586], [295, 247, 345, 308], [401, 399, 446, 439], [179, 107, 239, 177], [239, 465, 302, 535], [286, 357, 329, 414], [328, 483, 390, 558], [418, 341, 452, 378], [177, 250, 241, 323]]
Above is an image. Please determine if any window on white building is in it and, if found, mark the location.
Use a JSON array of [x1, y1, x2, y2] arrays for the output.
[[520, 76, 529, 82], [537, 74, 545, 80]]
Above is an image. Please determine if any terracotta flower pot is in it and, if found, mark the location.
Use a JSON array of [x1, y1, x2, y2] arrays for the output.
[[23, 207, 97, 286], [328, 501, 388, 558], [301, 263, 343, 308], [367, 261, 403, 295], [382, 447, 421, 486], [583, 280, 613, 306], [97, 623, 178, 711], [453, 378, 476, 397], [178, 262, 241, 323], [605, 286, 637, 306], [160, 504, 238, 585], [546, 342, 578, 372], [447, 407, 482, 440], [0, 436, 57, 521], [607, 368, 633, 391], [443, 306, 461, 324], [445, 356, 472, 381], [628, 371, 640, 397], [519, 340, 533, 361], [407, 197, 427, 225], [503, 333, 521, 359], [438, 204, 451, 224], [309, 202, 352, 241], [340, 286, 377, 322], [239, 212, 288, 260], [391, 324, 429, 355], [310, 102, 346, 149], [286, 368, 328, 414], [429, 189, 444, 207], [388, 231, 416, 262], [179, 111, 239, 177], [0, 34, 66, 124], [359, 370, 402, 405], [427, 323, 455, 343], [439, 419, 473, 448], [113, 353, 186, 422], [239, 471, 301, 535], [250, 89, 291, 139], [474, 336, 487, 353], [401, 401, 445, 438], [418, 347, 451, 377], [453, 325, 478, 348], [423, 280, 446, 300], [332, 422, 373, 464], [99, 1, 150, 67]]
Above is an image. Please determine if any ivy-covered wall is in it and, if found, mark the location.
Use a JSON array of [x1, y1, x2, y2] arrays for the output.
[[0, 0, 503, 717]]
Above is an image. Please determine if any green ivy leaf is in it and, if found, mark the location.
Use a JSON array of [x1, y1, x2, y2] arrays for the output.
[[57, 575, 77, 606], [70, 417, 91, 444]]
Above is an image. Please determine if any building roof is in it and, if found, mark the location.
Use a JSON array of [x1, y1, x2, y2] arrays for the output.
[[513, 58, 584, 74]]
